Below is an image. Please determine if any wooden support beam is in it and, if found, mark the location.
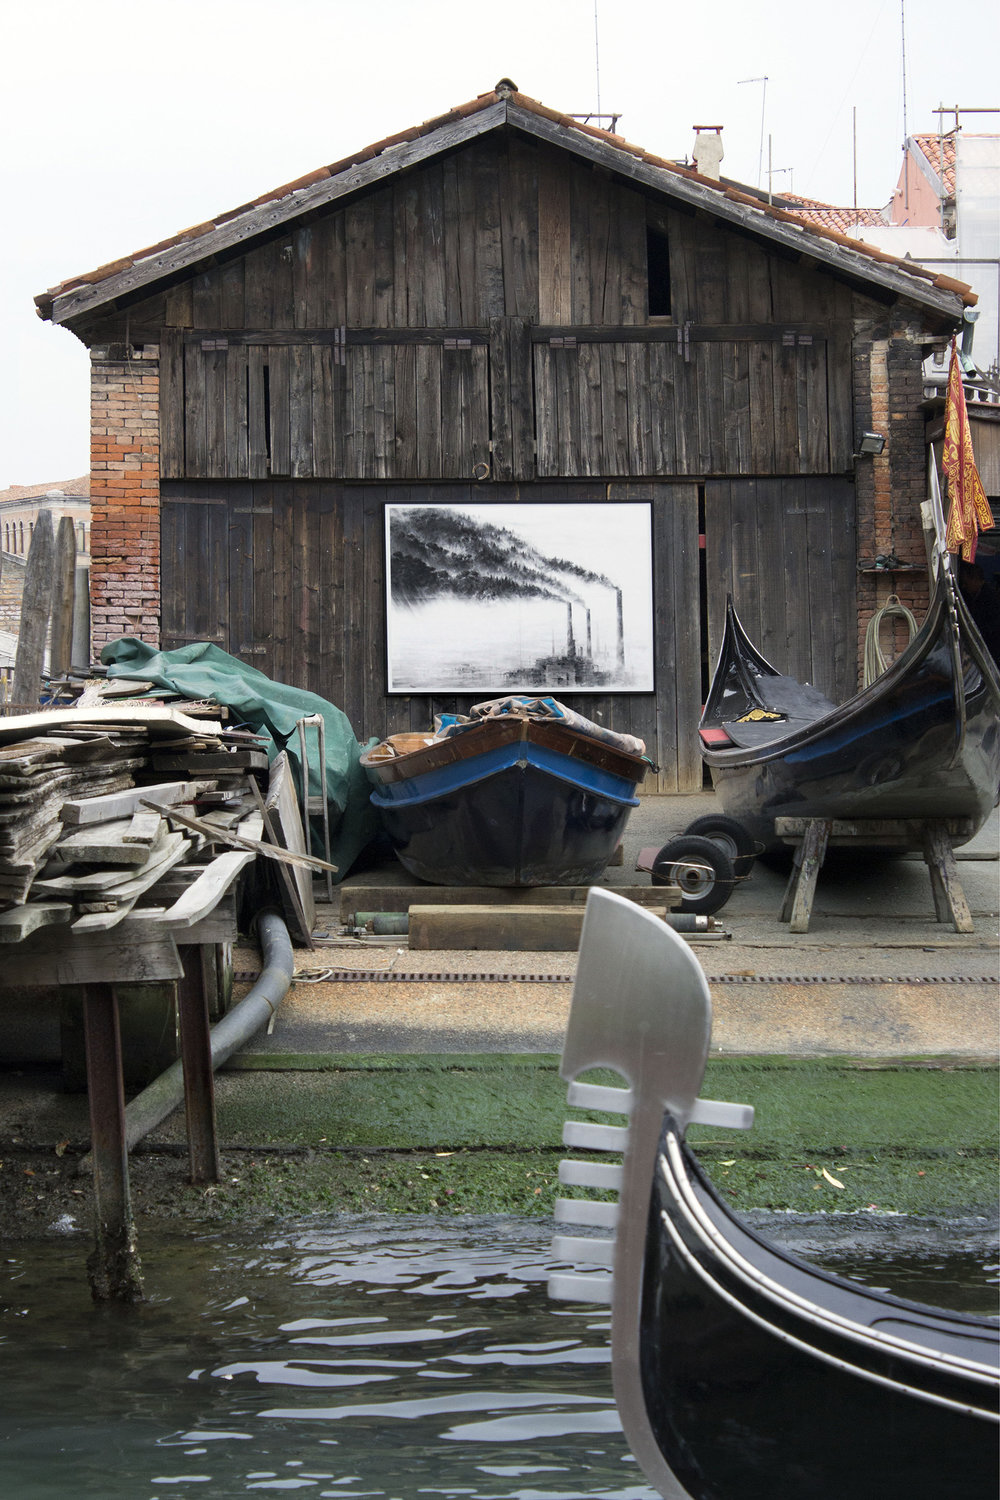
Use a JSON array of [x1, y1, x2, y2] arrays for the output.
[[408, 903, 667, 951], [177, 944, 220, 1183], [340, 884, 675, 923], [10, 509, 54, 710], [81, 983, 143, 1302]]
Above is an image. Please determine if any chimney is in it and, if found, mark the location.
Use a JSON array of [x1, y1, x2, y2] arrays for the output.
[[692, 125, 724, 181]]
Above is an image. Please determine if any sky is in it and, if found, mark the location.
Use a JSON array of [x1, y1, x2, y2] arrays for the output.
[[2, 0, 997, 487]]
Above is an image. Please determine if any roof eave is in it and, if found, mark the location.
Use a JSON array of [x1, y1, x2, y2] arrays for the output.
[[37, 92, 971, 332]]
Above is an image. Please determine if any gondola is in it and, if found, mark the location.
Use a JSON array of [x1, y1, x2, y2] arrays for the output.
[[361, 697, 652, 885], [698, 558, 1000, 852], [549, 888, 999, 1500]]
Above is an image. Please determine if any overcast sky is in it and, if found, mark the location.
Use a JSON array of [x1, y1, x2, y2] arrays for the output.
[[2, 0, 997, 487]]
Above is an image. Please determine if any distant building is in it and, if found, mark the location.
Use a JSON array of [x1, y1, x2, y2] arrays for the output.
[[0, 477, 91, 560]]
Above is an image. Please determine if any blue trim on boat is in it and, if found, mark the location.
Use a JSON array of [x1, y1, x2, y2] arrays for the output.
[[369, 740, 641, 812]]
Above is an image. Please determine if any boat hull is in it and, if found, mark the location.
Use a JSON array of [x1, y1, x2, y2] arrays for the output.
[[641, 1122, 1000, 1500], [700, 575, 1000, 851], [548, 890, 1000, 1500], [364, 716, 648, 886]]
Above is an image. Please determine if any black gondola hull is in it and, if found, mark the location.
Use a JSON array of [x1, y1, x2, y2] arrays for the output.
[[699, 572, 1000, 851], [640, 1126, 1000, 1500]]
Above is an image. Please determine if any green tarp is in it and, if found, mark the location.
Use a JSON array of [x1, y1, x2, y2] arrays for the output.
[[100, 638, 380, 879]]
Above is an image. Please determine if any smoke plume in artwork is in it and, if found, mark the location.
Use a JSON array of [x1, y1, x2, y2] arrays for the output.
[[385, 502, 653, 694]]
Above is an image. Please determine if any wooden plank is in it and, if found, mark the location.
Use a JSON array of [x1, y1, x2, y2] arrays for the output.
[[152, 848, 255, 928], [267, 343, 291, 475], [159, 327, 186, 478], [778, 819, 831, 932], [0, 902, 72, 943], [415, 345, 443, 478], [499, 134, 538, 319], [54, 817, 162, 864], [409, 903, 669, 952], [472, 140, 505, 320], [289, 341, 314, 477], [36, 831, 187, 895], [10, 510, 54, 709], [125, 811, 162, 844], [142, 797, 336, 875], [344, 198, 376, 325], [49, 516, 77, 677], [341, 883, 673, 921], [537, 149, 572, 324], [922, 826, 975, 933], [252, 481, 275, 678], [256, 759, 315, 945], [247, 345, 269, 476], [225, 344, 250, 478], [60, 779, 209, 826], [182, 339, 208, 474], [2, 930, 183, 985]]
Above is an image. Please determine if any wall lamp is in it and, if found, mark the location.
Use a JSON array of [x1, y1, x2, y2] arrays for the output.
[[854, 431, 886, 458]]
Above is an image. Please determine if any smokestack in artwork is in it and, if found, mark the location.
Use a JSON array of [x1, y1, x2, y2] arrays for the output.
[[615, 588, 625, 667], [566, 603, 576, 658], [586, 608, 592, 659]]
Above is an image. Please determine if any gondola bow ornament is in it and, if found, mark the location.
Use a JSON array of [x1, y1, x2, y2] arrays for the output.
[[549, 889, 1000, 1500]]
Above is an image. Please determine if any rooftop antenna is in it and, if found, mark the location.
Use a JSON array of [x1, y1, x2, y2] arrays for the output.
[[739, 75, 768, 188], [901, 0, 909, 212], [594, 0, 601, 120], [569, 2, 621, 134]]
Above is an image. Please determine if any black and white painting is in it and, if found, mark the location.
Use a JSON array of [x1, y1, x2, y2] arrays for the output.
[[385, 502, 654, 694]]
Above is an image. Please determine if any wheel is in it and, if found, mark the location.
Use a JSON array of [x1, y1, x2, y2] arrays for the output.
[[683, 814, 756, 879], [650, 835, 736, 915]]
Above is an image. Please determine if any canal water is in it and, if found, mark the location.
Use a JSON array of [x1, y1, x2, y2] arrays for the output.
[[1, 1214, 996, 1499]]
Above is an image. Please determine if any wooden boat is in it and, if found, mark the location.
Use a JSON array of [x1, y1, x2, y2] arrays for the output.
[[549, 888, 1000, 1500], [698, 561, 1000, 852], [361, 700, 651, 885]]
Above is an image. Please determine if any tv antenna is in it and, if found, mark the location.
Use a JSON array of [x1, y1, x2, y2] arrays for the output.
[[739, 75, 769, 187]]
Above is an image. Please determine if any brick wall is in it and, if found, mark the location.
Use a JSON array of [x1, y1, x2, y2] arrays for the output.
[[854, 314, 932, 676], [89, 345, 161, 653]]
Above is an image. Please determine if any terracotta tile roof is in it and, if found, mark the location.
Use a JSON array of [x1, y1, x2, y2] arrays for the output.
[[777, 195, 889, 234], [0, 476, 90, 504], [34, 83, 975, 320], [911, 132, 958, 196]]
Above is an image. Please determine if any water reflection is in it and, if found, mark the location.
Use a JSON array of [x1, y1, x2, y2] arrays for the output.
[[0, 1215, 995, 1499], [1, 1216, 651, 1500]]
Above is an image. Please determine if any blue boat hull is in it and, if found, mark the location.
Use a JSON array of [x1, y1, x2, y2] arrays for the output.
[[368, 736, 643, 886]]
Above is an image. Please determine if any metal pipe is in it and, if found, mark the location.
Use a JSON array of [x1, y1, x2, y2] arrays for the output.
[[120, 909, 294, 1152]]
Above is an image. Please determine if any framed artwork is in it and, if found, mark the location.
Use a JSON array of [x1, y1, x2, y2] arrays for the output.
[[385, 501, 654, 694]]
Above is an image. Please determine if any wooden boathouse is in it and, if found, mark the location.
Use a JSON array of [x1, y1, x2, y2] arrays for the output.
[[35, 81, 972, 793]]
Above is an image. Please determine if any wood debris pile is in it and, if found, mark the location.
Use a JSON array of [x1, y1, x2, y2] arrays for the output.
[[0, 703, 270, 942]]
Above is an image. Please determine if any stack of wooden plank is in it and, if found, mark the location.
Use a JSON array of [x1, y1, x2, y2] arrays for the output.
[[0, 706, 268, 941]]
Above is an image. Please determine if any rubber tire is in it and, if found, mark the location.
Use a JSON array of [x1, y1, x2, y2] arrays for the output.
[[683, 814, 756, 879], [650, 835, 736, 915]]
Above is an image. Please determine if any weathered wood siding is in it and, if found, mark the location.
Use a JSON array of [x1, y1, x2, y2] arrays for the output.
[[160, 480, 702, 792], [705, 476, 858, 702], [148, 135, 857, 482]]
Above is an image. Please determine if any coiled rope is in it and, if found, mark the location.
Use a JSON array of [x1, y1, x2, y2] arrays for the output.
[[863, 595, 918, 686]]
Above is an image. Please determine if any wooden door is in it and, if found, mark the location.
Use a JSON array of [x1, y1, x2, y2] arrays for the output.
[[705, 476, 858, 702]]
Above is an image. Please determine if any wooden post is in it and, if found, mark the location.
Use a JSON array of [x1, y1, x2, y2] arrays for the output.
[[82, 983, 143, 1302], [176, 944, 221, 1183], [11, 509, 55, 708], [49, 515, 78, 678], [778, 819, 831, 932]]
